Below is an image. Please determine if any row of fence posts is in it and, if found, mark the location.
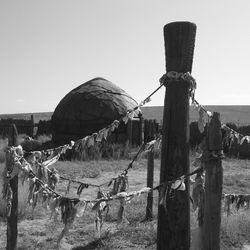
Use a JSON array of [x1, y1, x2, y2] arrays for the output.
[[127, 115, 160, 148], [0, 115, 157, 148], [4, 22, 223, 250], [0, 115, 34, 138]]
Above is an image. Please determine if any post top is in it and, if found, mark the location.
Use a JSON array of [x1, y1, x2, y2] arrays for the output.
[[163, 21, 197, 73], [164, 21, 197, 30]]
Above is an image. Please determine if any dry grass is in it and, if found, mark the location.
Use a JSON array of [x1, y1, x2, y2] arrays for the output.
[[223, 158, 250, 194], [0, 159, 159, 249], [74, 142, 132, 161], [221, 210, 250, 250], [0, 156, 249, 249]]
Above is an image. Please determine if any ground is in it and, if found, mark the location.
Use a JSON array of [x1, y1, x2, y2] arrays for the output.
[[0, 157, 250, 249]]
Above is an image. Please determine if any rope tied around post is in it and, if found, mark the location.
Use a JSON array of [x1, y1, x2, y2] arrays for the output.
[[159, 71, 197, 101]]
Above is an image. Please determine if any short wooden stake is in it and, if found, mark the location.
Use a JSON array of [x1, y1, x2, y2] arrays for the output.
[[117, 199, 126, 224], [117, 177, 129, 224], [202, 112, 223, 250], [7, 124, 18, 250]]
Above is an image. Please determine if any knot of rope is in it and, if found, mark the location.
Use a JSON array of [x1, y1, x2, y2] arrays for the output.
[[159, 71, 196, 101]]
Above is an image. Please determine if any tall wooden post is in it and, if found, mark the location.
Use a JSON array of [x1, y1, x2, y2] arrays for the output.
[[157, 22, 196, 250], [7, 124, 19, 250], [145, 149, 154, 220], [202, 112, 223, 250]]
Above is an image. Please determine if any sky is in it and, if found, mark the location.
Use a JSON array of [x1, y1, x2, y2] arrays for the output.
[[1, 0, 250, 114]]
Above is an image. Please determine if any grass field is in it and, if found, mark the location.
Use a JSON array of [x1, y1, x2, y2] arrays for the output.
[[1, 105, 250, 126], [0, 155, 250, 249], [1, 105, 250, 249]]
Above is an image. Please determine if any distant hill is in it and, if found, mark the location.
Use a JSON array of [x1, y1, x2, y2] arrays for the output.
[[0, 112, 52, 124], [142, 105, 250, 126], [1, 106, 250, 125]]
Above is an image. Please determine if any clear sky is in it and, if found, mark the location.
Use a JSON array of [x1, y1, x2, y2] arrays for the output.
[[1, 0, 250, 114]]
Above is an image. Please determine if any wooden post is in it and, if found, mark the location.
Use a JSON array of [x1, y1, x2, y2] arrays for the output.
[[148, 120, 153, 141], [7, 124, 18, 250], [117, 200, 126, 224], [127, 118, 133, 147], [144, 119, 149, 142], [138, 113, 144, 145], [30, 115, 34, 137], [202, 112, 223, 250], [117, 177, 129, 224], [153, 119, 158, 135], [145, 149, 154, 220], [157, 21, 196, 250], [152, 120, 156, 139]]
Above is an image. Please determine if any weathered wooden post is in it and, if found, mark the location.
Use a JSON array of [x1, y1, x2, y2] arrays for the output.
[[7, 124, 19, 250], [127, 118, 133, 147], [138, 113, 144, 145], [148, 120, 152, 141], [157, 21, 196, 249], [202, 112, 223, 250], [144, 119, 149, 142], [145, 148, 154, 220], [30, 114, 34, 137], [153, 119, 157, 138], [117, 176, 129, 224]]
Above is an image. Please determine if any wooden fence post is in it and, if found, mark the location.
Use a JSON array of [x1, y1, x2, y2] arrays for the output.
[[157, 21, 196, 250], [144, 120, 149, 142], [127, 118, 133, 147], [202, 112, 223, 250], [145, 148, 154, 221], [7, 124, 18, 250], [30, 115, 34, 137], [117, 176, 129, 224], [138, 113, 144, 145]]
